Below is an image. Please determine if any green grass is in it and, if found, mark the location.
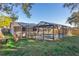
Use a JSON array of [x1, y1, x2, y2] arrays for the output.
[[0, 36, 79, 56]]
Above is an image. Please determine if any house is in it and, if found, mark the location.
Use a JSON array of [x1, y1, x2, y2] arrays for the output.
[[10, 22, 36, 39], [10, 21, 71, 40]]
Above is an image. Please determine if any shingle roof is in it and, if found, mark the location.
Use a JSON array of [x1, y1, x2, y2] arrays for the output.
[[17, 22, 36, 28], [36, 21, 70, 27], [13, 21, 71, 28]]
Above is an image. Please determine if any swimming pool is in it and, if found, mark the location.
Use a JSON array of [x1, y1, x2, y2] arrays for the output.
[[35, 34, 66, 40], [43, 34, 66, 39]]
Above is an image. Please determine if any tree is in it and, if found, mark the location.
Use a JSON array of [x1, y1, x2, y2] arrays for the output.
[[0, 3, 33, 19], [67, 11, 79, 27], [63, 3, 79, 27], [10, 13, 18, 21], [63, 3, 79, 12], [0, 16, 12, 28]]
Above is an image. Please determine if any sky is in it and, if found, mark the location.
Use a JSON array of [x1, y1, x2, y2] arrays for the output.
[[15, 3, 72, 26]]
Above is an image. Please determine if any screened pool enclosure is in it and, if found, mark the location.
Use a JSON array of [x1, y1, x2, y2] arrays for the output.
[[25, 21, 70, 40]]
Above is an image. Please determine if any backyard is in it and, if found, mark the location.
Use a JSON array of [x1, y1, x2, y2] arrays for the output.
[[0, 34, 79, 56], [0, 3, 79, 56]]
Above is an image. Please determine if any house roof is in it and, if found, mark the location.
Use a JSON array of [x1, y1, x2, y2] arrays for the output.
[[17, 22, 36, 28], [11, 22, 21, 27], [36, 21, 71, 28], [18, 22, 28, 27], [11, 21, 71, 28]]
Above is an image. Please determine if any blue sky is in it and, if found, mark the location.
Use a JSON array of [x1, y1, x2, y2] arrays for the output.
[[16, 3, 72, 26]]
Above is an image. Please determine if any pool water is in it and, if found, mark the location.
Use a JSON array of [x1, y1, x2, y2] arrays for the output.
[[44, 34, 66, 39]]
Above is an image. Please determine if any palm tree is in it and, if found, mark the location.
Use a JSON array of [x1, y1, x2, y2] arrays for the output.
[[66, 11, 79, 27]]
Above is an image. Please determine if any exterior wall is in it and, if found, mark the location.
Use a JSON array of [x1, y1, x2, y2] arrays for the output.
[[71, 29, 79, 36], [10, 22, 23, 39], [14, 26, 22, 38]]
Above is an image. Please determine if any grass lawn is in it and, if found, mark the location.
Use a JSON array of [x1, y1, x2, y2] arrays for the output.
[[0, 35, 79, 56]]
